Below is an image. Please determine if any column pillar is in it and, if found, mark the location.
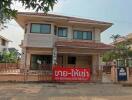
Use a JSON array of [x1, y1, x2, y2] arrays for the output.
[[92, 54, 100, 82], [52, 47, 57, 65], [26, 53, 31, 70]]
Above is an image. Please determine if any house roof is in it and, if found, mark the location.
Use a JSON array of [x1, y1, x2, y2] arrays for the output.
[[16, 12, 112, 32], [55, 40, 113, 50], [0, 35, 11, 42], [112, 33, 132, 44]]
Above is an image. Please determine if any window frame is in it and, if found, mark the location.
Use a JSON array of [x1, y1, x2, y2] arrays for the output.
[[30, 23, 51, 34], [73, 30, 92, 40], [57, 27, 68, 37]]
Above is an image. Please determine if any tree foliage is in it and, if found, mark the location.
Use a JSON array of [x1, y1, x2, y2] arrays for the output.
[[0, 0, 57, 29], [103, 34, 132, 62], [110, 34, 121, 42], [0, 50, 18, 63]]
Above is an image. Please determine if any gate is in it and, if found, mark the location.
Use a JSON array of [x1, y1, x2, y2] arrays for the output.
[[101, 65, 112, 83], [37, 64, 52, 82]]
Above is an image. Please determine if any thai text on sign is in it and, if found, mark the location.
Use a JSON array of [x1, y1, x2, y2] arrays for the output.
[[52, 67, 90, 81]]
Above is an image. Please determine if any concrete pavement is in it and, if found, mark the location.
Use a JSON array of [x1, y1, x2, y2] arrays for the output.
[[0, 83, 132, 100]]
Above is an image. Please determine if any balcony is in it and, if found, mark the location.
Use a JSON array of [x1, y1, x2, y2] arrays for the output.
[[22, 33, 54, 48]]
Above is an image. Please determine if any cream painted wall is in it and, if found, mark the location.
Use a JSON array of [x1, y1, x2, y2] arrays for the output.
[[94, 28, 101, 42], [22, 21, 102, 48]]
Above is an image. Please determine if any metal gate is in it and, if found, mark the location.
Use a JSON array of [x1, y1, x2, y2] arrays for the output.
[[36, 64, 52, 82]]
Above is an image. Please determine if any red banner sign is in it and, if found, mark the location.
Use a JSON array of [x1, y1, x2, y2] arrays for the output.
[[52, 67, 90, 81]]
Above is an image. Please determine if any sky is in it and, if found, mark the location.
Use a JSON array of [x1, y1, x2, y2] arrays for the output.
[[1, 0, 132, 52]]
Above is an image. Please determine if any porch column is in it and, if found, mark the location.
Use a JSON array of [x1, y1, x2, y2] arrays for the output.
[[20, 48, 26, 69], [52, 47, 57, 65], [26, 53, 31, 70], [92, 54, 100, 81]]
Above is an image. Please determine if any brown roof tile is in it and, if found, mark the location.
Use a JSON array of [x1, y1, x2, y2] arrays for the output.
[[17, 12, 112, 25], [55, 40, 113, 50]]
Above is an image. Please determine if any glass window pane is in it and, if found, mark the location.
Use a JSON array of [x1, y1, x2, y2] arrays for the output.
[[83, 31, 92, 40], [73, 31, 78, 39], [87, 32, 92, 40], [63, 29, 67, 37], [58, 27, 67, 37], [78, 31, 83, 39], [31, 24, 40, 33], [58, 29, 63, 36], [41, 24, 51, 34], [74, 31, 83, 39], [76, 31, 82, 39], [83, 32, 88, 40]]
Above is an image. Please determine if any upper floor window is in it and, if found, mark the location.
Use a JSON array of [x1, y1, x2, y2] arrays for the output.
[[1, 39, 6, 46], [30, 23, 51, 34], [57, 27, 68, 37], [73, 31, 92, 40]]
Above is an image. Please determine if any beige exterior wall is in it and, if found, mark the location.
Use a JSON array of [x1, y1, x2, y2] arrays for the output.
[[94, 28, 101, 42], [23, 33, 54, 48], [22, 21, 102, 48]]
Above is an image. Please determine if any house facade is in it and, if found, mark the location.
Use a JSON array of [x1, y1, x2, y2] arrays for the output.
[[0, 35, 10, 53], [15, 12, 112, 79]]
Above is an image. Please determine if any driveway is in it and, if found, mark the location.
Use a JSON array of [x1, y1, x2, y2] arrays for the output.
[[0, 83, 132, 100]]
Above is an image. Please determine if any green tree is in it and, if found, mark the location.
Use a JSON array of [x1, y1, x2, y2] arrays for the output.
[[110, 34, 121, 43], [1, 51, 18, 63], [103, 34, 132, 67], [0, 0, 57, 29]]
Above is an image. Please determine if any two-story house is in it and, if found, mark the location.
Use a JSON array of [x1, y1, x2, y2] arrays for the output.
[[0, 35, 10, 53], [15, 12, 113, 76]]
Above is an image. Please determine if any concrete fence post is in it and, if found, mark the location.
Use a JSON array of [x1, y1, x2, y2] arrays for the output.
[[127, 67, 129, 82], [111, 65, 117, 83]]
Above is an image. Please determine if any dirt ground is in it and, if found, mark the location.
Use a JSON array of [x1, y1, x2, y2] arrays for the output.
[[0, 83, 132, 100]]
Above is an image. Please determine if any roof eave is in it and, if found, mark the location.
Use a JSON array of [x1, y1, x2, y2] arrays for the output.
[[15, 12, 113, 31]]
